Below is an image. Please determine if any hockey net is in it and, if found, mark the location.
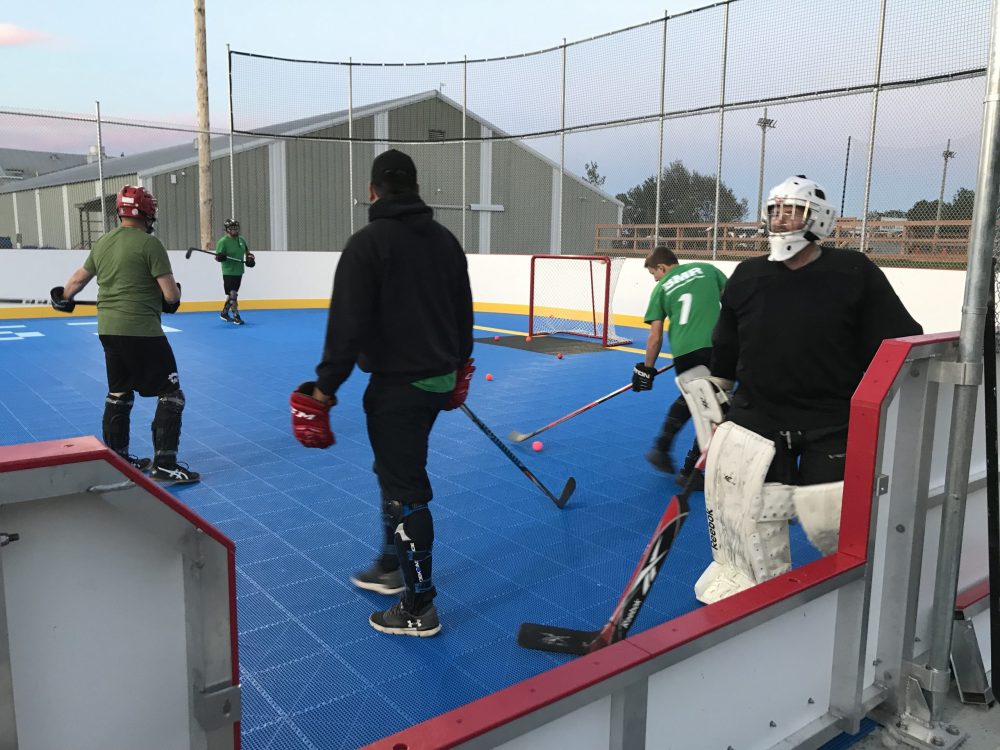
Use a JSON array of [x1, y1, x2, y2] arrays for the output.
[[528, 255, 631, 347]]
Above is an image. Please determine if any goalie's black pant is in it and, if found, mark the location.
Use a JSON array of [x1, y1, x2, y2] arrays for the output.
[[727, 393, 848, 486], [364, 379, 449, 610]]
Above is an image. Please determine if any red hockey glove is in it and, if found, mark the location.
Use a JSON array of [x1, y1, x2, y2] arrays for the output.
[[443, 358, 476, 411], [290, 382, 336, 448]]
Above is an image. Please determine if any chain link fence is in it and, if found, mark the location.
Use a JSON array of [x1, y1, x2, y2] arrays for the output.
[[0, 0, 992, 269]]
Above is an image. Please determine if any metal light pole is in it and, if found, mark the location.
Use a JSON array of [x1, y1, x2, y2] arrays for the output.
[[841, 135, 852, 217], [755, 108, 777, 218], [933, 138, 956, 241]]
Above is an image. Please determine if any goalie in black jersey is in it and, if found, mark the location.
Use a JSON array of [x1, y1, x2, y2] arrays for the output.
[[680, 175, 923, 604]]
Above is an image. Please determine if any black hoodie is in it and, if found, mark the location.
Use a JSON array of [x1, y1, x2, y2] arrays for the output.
[[315, 194, 474, 397]]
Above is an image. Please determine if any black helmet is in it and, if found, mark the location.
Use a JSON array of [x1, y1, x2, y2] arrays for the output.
[[224, 219, 240, 231]]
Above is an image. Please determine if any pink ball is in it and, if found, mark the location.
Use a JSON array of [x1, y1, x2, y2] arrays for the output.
[[493, 335, 500, 341], [525, 335, 532, 342], [532, 440, 543, 452], [485, 373, 493, 381], [556, 352, 563, 359]]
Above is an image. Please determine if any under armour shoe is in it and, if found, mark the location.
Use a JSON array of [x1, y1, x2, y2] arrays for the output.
[[219, 312, 232, 322], [369, 600, 441, 637], [350, 563, 404, 595], [232, 315, 245, 326], [645, 448, 676, 474], [150, 462, 201, 484]]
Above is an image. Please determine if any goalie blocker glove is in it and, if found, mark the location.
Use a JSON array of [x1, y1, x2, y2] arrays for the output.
[[49, 286, 75, 314], [162, 282, 181, 314], [290, 381, 336, 448], [443, 358, 475, 411], [632, 362, 658, 392]]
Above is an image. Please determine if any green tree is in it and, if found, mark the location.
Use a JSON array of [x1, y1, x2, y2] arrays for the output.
[[584, 161, 606, 188], [616, 160, 748, 225]]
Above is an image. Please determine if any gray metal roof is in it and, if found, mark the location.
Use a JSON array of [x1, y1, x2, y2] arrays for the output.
[[0, 148, 88, 184], [0, 90, 622, 206]]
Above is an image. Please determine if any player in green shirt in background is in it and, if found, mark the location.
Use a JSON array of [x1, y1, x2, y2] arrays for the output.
[[632, 246, 727, 488], [214, 219, 255, 325], [52, 185, 200, 484]]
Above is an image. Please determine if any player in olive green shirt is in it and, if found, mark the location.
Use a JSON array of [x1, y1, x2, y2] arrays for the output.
[[632, 246, 726, 485], [214, 219, 255, 325], [55, 185, 199, 484]]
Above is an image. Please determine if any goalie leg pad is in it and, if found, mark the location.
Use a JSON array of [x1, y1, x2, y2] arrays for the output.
[[388, 500, 436, 610], [695, 422, 793, 604], [676, 365, 726, 451], [792, 481, 844, 555]]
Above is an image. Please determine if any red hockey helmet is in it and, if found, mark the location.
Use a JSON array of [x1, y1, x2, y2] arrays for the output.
[[116, 185, 157, 222]]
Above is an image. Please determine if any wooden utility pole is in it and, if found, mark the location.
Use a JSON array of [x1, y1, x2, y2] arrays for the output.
[[194, 0, 213, 249]]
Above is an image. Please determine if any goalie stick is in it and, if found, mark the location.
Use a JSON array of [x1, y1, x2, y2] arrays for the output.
[[517, 465, 699, 654], [508, 363, 675, 443], [185, 246, 245, 263], [460, 404, 575, 509]]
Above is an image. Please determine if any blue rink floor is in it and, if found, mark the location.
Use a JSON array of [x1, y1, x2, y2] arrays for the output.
[[0, 310, 824, 749]]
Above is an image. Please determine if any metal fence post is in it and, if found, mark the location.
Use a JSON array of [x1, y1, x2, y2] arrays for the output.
[[227, 44, 236, 221], [711, 3, 730, 260], [654, 12, 668, 241], [558, 38, 567, 255], [860, 0, 889, 254], [95, 101, 106, 235], [348, 58, 355, 235]]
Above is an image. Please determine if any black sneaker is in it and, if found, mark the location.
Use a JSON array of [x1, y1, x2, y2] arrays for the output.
[[150, 462, 201, 484], [369, 601, 441, 637], [219, 312, 232, 322], [127, 455, 151, 472], [676, 468, 704, 492], [645, 448, 675, 474], [232, 315, 245, 326], [350, 563, 404, 595]]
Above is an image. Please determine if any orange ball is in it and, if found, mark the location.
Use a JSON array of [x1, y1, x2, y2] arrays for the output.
[[532, 440, 543, 451], [485, 373, 493, 381], [525, 335, 532, 342]]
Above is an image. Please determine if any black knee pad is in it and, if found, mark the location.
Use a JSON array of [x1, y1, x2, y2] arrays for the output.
[[102, 392, 134, 456], [152, 389, 185, 459], [387, 501, 434, 598]]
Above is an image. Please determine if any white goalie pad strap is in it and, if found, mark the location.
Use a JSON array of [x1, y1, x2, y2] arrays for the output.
[[792, 481, 844, 556], [676, 365, 726, 452], [695, 422, 792, 604]]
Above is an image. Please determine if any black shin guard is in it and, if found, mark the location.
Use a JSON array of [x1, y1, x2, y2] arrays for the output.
[[102, 392, 134, 458], [655, 396, 690, 452], [387, 500, 435, 611], [152, 389, 185, 465]]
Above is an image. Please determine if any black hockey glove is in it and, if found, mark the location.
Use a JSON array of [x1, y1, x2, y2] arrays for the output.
[[49, 286, 75, 314], [162, 283, 181, 314], [244, 251, 256, 268], [215, 252, 226, 263], [632, 363, 657, 392]]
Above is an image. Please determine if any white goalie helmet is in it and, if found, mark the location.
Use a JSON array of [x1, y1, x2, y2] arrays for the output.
[[764, 175, 837, 262]]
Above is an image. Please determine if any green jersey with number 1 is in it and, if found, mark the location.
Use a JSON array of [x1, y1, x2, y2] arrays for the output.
[[643, 262, 727, 357]]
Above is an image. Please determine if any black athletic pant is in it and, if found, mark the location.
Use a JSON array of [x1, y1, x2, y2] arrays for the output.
[[726, 393, 848, 486], [364, 379, 449, 610]]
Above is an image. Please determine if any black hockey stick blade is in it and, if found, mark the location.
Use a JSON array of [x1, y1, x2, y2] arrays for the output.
[[517, 623, 603, 655], [185, 246, 197, 259], [518, 488, 692, 654]]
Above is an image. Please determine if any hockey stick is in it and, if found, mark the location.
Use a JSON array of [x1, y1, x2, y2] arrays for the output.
[[460, 404, 576, 509], [517, 464, 699, 654], [508, 363, 676, 443], [185, 246, 245, 263], [0, 297, 97, 306]]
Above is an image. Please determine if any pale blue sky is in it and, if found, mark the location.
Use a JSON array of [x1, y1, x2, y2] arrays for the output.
[[2, 1, 697, 121]]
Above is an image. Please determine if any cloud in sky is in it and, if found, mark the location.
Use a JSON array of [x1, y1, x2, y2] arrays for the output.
[[0, 23, 51, 46]]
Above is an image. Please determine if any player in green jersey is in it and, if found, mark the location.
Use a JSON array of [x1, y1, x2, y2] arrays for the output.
[[52, 185, 199, 484], [632, 246, 726, 487], [214, 219, 255, 325]]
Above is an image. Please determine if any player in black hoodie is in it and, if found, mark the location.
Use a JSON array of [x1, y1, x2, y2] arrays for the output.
[[290, 149, 474, 637]]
